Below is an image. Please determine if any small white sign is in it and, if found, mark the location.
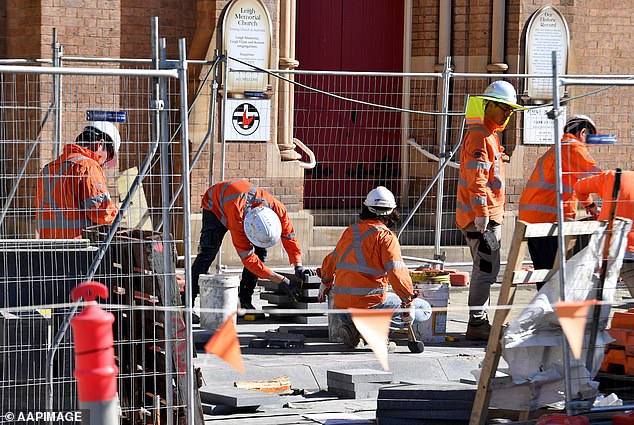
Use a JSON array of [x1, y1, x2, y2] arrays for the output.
[[523, 106, 566, 145], [224, 98, 271, 142]]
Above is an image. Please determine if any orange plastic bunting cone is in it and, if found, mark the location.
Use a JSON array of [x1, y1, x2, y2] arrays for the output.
[[204, 313, 244, 373], [554, 300, 598, 360], [350, 308, 393, 371]]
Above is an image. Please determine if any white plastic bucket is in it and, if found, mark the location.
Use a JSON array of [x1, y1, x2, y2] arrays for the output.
[[413, 280, 449, 343], [199, 274, 239, 333]]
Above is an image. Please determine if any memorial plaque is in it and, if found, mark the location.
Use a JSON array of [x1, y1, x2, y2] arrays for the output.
[[222, 0, 273, 94], [525, 6, 570, 100]]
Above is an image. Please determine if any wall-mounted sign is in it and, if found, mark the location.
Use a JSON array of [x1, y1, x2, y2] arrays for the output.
[[523, 106, 566, 145], [524, 6, 570, 100], [224, 99, 271, 141], [222, 0, 272, 94]]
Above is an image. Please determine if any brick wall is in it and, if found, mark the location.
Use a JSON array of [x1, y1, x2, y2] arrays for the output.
[[510, 1, 634, 211], [0, 2, 6, 57]]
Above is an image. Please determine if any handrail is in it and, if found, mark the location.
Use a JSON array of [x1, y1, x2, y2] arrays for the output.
[[293, 138, 316, 169], [406, 138, 460, 169]]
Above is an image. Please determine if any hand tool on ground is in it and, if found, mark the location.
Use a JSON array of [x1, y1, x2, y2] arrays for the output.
[[407, 324, 425, 353]]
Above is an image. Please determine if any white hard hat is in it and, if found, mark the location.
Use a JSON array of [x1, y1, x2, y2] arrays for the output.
[[243, 206, 282, 248], [480, 81, 526, 110], [564, 114, 597, 135], [85, 121, 121, 153], [364, 186, 397, 215]]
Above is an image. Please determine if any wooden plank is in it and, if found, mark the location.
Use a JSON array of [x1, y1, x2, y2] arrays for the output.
[[522, 220, 603, 239], [511, 269, 556, 285]]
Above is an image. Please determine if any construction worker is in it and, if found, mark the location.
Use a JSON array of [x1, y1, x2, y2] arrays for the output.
[[191, 179, 309, 311], [574, 169, 634, 298], [519, 115, 602, 280], [35, 121, 120, 239], [456, 81, 526, 341], [317, 186, 431, 348]]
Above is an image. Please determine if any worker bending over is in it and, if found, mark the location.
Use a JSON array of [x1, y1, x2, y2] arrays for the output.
[[191, 179, 310, 311], [456, 81, 526, 341], [317, 186, 431, 348], [574, 169, 634, 298], [519, 114, 602, 282], [35, 121, 120, 239]]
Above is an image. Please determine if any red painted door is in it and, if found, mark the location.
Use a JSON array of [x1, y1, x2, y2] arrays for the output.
[[295, 0, 404, 209]]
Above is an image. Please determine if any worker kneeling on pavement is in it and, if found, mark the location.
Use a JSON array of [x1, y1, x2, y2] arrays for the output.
[[317, 186, 432, 348], [191, 179, 311, 311]]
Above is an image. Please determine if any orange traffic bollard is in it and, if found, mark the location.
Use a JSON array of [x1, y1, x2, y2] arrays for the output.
[[70, 281, 118, 424]]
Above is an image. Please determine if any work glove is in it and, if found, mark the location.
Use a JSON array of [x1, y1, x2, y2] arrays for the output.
[[400, 301, 415, 327], [294, 265, 317, 282], [585, 202, 600, 220], [280, 276, 301, 302], [474, 216, 489, 233], [318, 282, 331, 303]]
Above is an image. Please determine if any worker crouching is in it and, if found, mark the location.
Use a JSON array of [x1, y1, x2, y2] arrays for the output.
[[317, 186, 432, 349]]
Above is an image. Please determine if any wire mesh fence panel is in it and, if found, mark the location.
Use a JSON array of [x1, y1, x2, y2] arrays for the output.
[[0, 63, 199, 424]]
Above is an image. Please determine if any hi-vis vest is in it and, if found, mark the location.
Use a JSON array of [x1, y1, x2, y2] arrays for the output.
[[519, 133, 601, 223], [574, 170, 634, 253], [201, 179, 302, 278], [320, 219, 413, 309], [35, 144, 117, 239], [456, 96, 507, 229]]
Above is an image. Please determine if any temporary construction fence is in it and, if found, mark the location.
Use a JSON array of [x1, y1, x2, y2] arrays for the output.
[[0, 29, 203, 424]]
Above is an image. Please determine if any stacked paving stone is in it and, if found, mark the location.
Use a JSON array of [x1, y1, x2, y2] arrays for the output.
[[327, 369, 394, 399], [375, 382, 475, 424], [200, 387, 282, 410], [260, 275, 327, 324]]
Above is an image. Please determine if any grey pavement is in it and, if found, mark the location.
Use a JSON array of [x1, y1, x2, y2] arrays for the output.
[[192, 283, 634, 424]]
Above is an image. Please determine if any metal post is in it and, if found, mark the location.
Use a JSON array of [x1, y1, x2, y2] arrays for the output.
[[155, 23, 174, 425], [216, 54, 229, 272], [177, 38, 195, 425], [52, 29, 63, 157], [433, 56, 452, 263], [551, 50, 574, 415]]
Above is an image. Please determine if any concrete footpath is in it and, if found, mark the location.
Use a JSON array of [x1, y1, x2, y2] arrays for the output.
[[192, 283, 634, 424]]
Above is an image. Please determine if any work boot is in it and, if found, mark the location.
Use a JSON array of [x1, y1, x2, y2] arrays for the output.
[[338, 323, 361, 348], [465, 321, 491, 341], [239, 300, 265, 320]]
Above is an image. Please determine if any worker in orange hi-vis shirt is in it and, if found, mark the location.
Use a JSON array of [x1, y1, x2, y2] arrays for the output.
[[191, 179, 311, 312], [456, 81, 526, 341], [35, 122, 120, 239], [574, 169, 634, 298], [318, 186, 432, 349], [519, 115, 602, 282]]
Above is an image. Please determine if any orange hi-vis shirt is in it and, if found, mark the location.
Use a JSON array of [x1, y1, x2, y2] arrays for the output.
[[319, 219, 414, 309], [519, 133, 601, 223], [574, 170, 634, 253], [456, 115, 506, 229], [35, 144, 117, 239], [201, 179, 302, 279]]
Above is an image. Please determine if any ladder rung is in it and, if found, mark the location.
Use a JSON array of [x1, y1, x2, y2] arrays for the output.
[[511, 269, 554, 285], [522, 220, 603, 238]]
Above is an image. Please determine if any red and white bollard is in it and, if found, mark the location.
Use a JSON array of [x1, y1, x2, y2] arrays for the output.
[[70, 281, 118, 425]]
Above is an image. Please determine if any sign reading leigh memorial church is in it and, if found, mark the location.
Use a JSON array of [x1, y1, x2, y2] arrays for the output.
[[222, 0, 272, 94]]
